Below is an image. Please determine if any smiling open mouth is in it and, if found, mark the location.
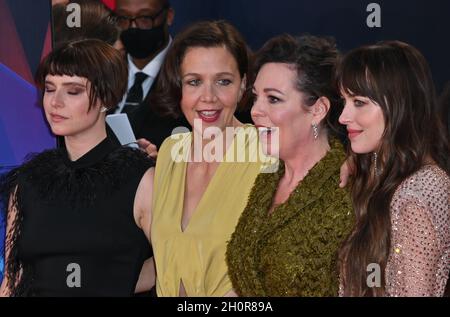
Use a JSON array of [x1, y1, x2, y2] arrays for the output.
[[197, 110, 222, 123]]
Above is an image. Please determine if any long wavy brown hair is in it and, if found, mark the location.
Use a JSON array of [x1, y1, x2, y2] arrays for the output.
[[336, 41, 450, 296]]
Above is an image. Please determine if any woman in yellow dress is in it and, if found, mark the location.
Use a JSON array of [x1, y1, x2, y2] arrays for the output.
[[147, 20, 273, 297]]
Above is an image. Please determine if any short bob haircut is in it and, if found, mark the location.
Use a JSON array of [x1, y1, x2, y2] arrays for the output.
[[151, 20, 251, 118], [253, 34, 342, 138], [35, 39, 128, 111]]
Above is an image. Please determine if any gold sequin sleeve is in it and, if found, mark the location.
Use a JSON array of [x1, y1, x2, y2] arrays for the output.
[[386, 165, 450, 297]]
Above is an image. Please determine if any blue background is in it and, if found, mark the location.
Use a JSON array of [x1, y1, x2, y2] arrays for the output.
[[0, 0, 53, 284], [170, 0, 450, 91]]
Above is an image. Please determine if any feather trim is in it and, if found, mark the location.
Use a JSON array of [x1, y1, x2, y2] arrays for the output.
[[0, 146, 154, 296]]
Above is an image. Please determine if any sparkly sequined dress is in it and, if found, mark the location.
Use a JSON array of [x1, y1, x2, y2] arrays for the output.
[[385, 165, 449, 296], [340, 164, 450, 296]]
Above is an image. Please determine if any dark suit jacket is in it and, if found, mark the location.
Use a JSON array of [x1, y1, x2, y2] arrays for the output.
[[127, 88, 190, 149], [107, 73, 189, 149]]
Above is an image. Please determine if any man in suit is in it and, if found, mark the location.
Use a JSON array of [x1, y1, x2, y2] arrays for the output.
[[112, 0, 188, 149]]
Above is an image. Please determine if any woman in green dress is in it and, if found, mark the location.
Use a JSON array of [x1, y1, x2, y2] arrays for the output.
[[226, 34, 354, 296]]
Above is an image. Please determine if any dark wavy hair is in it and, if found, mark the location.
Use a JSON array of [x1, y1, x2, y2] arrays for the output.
[[336, 41, 450, 296], [150, 20, 251, 118], [52, 0, 119, 48], [252, 34, 344, 139], [35, 38, 128, 112]]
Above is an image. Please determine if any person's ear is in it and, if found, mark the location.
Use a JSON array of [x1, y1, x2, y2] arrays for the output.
[[311, 96, 330, 124], [166, 8, 175, 26]]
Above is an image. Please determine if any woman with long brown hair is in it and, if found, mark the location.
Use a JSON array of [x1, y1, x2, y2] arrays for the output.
[[337, 41, 450, 296]]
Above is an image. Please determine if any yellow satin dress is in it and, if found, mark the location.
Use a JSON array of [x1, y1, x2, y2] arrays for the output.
[[151, 124, 275, 296]]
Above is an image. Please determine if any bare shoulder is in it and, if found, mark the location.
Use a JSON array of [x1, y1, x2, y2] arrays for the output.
[[133, 167, 155, 237], [139, 167, 155, 190], [136, 167, 155, 209]]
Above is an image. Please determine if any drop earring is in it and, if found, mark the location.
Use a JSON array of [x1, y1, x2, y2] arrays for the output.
[[312, 123, 319, 140], [100, 106, 108, 113], [373, 152, 379, 176]]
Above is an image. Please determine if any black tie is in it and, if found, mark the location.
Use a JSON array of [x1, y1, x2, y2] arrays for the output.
[[122, 72, 149, 114]]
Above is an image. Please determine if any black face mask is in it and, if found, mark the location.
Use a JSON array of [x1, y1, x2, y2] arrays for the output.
[[120, 23, 167, 59]]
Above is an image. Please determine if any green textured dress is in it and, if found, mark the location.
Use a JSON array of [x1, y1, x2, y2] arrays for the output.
[[226, 138, 354, 296]]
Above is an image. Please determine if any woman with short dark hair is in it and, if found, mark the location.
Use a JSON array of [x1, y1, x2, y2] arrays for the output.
[[0, 39, 155, 296]]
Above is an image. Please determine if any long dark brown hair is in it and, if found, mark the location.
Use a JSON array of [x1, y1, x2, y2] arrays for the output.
[[336, 41, 450, 296]]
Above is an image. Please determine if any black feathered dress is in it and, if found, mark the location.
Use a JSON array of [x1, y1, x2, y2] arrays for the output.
[[0, 137, 154, 296]]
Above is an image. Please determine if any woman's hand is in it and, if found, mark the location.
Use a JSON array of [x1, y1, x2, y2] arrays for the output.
[[224, 289, 238, 297], [339, 158, 354, 188], [137, 138, 158, 159]]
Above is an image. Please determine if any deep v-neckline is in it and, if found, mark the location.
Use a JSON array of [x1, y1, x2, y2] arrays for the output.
[[179, 161, 222, 233], [178, 130, 239, 233]]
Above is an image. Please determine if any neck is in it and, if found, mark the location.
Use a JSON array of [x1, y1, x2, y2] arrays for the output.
[[132, 56, 154, 70], [64, 122, 107, 161], [282, 133, 330, 186]]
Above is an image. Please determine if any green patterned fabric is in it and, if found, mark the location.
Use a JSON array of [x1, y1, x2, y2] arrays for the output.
[[226, 138, 354, 296]]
